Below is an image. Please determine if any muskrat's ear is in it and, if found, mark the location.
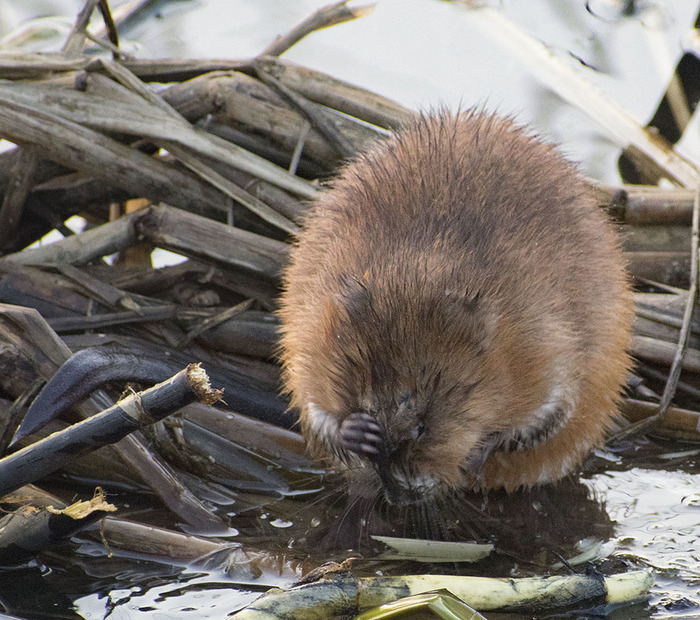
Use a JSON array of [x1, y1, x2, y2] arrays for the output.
[[313, 273, 370, 342], [334, 272, 374, 326], [461, 289, 480, 313], [444, 289, 499, 348], [444, 288, 479, 309]]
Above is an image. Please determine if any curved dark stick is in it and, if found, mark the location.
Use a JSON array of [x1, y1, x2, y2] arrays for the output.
[[14, 346, 293, 444]]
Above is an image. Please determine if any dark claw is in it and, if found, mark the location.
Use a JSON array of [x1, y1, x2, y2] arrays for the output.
[[340, 413, 385, 461]]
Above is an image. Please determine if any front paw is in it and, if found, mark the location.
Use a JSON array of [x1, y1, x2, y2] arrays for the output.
[[340, 413, 385, 462]]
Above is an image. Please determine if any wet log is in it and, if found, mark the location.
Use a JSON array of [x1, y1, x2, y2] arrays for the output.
[[253, 56, 415, 130], [160, 70, 382, 171], [0, 51, 248, 82], [0, 488, 115, 566], [235, 570, 654, 617], [597, 184, 696, 226], [2, 205, 288, 282], [0, 90, 232, 217], [0, 364, 219, 498], [631, 334, 700, 373], [105, 258, 279, 310], [196, 310, 279, 359], [621, 398, 700, 441], [624, 251, 691, 287]]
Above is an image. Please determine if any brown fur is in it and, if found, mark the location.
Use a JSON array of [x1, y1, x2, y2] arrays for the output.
[[278, 111, 633, 500]]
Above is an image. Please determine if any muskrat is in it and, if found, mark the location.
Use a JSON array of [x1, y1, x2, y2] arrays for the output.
[[279, 110, 633, 506]]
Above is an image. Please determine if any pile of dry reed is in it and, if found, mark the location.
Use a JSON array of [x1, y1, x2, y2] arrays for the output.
[[0, 0, 696, 588]]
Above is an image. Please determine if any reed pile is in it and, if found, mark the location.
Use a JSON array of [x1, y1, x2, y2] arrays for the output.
[[0, 1, 694, 615]]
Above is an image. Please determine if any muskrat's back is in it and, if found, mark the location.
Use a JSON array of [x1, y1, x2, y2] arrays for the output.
[[279, 111, 632, 502]]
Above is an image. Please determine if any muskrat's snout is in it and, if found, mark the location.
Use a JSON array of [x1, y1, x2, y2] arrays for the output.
[[341, 412, 440, 506]]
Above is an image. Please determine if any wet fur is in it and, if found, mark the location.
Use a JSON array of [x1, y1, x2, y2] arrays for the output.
[[279, 110, 633, 501]]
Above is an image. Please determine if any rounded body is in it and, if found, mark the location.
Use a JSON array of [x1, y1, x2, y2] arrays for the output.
[[279, 111, 632, 503]]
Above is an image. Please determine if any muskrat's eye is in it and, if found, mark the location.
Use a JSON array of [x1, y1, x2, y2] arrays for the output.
[[397, 390, 412, 406], [412, 422, 427, 440]]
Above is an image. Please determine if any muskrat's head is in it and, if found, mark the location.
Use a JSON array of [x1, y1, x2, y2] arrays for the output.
[[294, 269, 530, 507], [303, 358, 495, 506]]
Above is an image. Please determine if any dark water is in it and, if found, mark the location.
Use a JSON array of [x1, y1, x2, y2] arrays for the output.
[[0, 437, 696, 618], [586, 440, 700, 618]]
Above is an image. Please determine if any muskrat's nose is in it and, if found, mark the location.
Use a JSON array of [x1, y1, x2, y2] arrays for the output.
[[340, 412, 439, 505]]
